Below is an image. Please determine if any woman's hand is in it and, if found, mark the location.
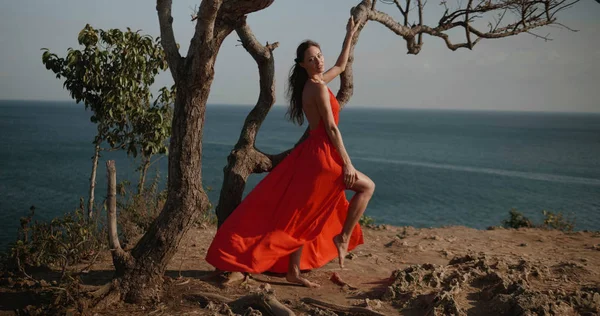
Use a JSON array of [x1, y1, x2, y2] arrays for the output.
[[346, 16, 361, 36], [343, 163, 358, 188]]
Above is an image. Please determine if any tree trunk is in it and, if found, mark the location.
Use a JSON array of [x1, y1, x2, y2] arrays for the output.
[[88, 143, 100, 220], [106, 160, 132, 276], [117, 36, 230, 302], [137, 154, 151, 195], [103, 0, 274, 303]]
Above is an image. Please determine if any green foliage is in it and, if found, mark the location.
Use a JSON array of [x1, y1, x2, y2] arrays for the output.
[[541, 210, 575, 232], [503, 208, 534, 229], [116, 174, 167, 246], [1, 205, 105, 274], [359, 214, 376, 227], [502, 208, 575, 231], [41, 24, 174, 158], [116, 174, 217, 243]]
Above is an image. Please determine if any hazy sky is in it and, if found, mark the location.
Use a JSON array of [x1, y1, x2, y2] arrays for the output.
[[0, 0, 598, 112]]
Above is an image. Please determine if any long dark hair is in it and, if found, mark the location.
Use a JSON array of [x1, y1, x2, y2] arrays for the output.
[[286, 40, 320, 125]]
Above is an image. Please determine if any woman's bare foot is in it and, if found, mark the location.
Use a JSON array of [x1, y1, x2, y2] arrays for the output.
[[333, 234, 349, 269], [286, 273, 320, 288]]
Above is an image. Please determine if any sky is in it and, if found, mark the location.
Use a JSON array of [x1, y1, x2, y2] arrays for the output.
[[0, 0, 598, 113]]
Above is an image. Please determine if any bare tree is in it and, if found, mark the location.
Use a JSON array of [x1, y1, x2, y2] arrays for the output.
[[214, 0, 579, 224]]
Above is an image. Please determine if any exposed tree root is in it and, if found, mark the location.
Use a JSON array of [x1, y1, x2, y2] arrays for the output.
[[192, 291, 295, 316], [77, 280, 122, 310], [301, 297, 386, 316]]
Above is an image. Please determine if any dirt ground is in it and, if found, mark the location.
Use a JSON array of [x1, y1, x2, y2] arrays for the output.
[[1, 224, 599, 315]]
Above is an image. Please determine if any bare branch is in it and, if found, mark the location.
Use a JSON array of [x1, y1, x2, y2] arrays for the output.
[[197, 0, 222, 40], [220, 0, 275, 18], [418, 0, 424, 46], [337, 0, 373, 106], [302, 297, 386, 316], [254, 149, 291, 173], [553, 22, 579, 32], [526, 31, 552, 40], [190, 5, 199, 21], [465, 0, 474, 48], [187, 0, 274, 60], [234, 19, 278, 148], [368, 0, 580, 53], [214, 17, 279, 225], [368, 9, 421, 53], [156, 0, 181, 81], [404, 0, 411, 26]]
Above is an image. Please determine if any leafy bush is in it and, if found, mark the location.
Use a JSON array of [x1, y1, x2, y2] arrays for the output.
[[502, 208, 575, 231], [359, 214, 376, 227], [541, 210, 575, 232], [1, 205, 105, 274], [503, 208, 534, 229], [117, 176, 167, 247]]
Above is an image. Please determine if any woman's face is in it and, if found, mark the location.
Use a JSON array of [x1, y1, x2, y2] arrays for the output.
[[300, 45, 324, 75]]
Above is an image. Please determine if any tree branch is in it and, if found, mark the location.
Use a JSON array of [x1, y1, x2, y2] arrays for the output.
[[214, 17, 279, 225], [191, 292, 295, 316], [337, 0, 372, 107], [234, 19, 278, 149], [301, 297, 386, 316], [368, 0, 580, 53], [156, 0, 181, 81], [418, 0, 424, 46], [253, 149, 291, 173], [197, 0, 223, 41]]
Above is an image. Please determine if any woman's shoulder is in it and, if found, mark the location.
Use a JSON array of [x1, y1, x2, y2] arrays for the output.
[[304, 79, 328, 95]]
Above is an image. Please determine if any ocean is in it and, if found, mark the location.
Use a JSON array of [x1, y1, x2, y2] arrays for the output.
[[1, 100, 599, 249]]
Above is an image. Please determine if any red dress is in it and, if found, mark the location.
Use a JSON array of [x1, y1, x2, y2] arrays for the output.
[[205, 87, 364, 273]]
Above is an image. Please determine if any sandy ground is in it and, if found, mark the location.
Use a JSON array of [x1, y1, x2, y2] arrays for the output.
[[1, 224, 599, 315]]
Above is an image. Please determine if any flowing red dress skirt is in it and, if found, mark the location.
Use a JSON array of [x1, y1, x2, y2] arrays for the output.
[[205, 87, 363, 273]]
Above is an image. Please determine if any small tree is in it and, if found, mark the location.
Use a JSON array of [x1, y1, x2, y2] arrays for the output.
[[42, 25, 173, 218]]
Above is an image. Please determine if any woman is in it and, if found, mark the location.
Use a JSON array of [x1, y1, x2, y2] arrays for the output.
[[206, 17, 375, 288]]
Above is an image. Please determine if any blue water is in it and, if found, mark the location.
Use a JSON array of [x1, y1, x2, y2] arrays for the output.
[[1, 100, 599, 249]]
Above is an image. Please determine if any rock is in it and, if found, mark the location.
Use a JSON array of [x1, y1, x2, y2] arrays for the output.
[[382, 286, 396, 301], [441, 250, 453, 258], [449, 254, 477, 265], [519, 243, 528, 247], [345, 252, 358, 260], [259, 283, 273, 294], [384, 238, 400, 247], [360, 298, 383, 310]]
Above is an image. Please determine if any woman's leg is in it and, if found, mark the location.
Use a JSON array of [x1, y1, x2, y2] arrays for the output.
[[334, 170, 375, 268], [286, 246, 320, 288]]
